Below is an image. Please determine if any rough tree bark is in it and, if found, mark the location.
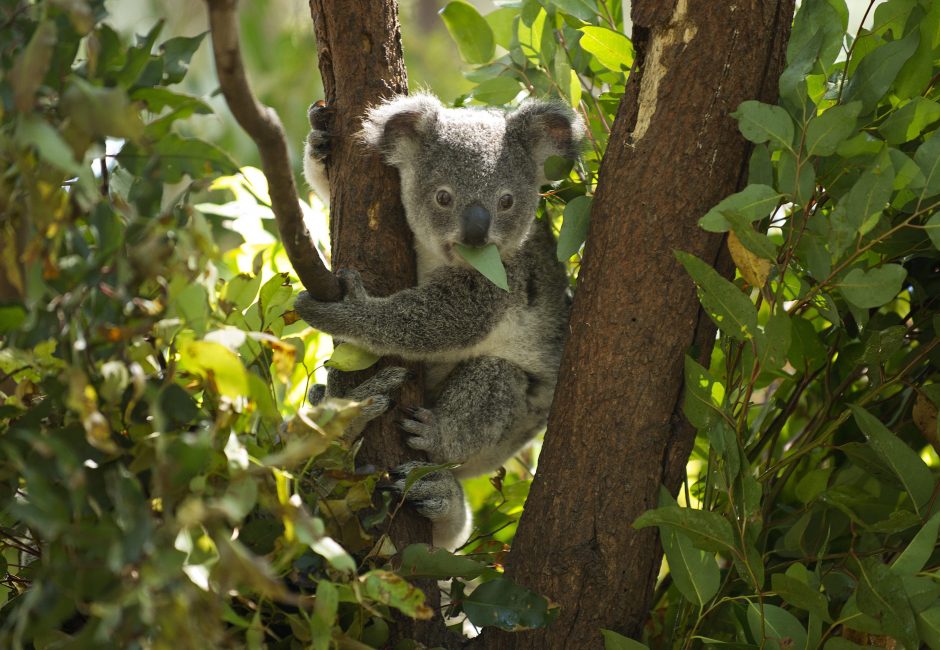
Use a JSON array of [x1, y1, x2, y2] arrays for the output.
[[306, 1, 450, 644], [491, 1, 794, 647]]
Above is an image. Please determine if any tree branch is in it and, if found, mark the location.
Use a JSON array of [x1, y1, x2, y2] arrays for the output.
[[204, 0, 341, 301]]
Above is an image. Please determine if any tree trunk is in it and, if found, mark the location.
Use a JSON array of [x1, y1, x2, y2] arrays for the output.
[[491, 1, 794, 647], [306, 1, 450, 644]]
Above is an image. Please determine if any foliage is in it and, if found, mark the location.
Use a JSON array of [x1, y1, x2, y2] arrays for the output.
[[0, 1, 541, 647], [630, 1, 940, 648]]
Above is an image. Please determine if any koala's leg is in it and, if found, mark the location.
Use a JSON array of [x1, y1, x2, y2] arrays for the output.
[[303, 102, 333, 207], [388, 461, 472, 550], [400, 356, 529, 477], [309, 366, 408, 438]]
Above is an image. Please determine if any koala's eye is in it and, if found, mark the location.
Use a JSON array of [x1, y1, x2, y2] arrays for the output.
[[498, 194, 514, 211], [435, 190, 453, 207]]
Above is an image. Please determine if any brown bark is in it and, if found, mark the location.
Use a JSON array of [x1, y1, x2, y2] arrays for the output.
[[204, 0, 340, 301], [490, 1, 794, 647], [307, 1, 450, 644]]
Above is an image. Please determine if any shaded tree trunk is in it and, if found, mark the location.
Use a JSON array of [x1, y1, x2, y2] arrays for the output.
[[490, 1, 794, 647], [306, 1, 450, 644]]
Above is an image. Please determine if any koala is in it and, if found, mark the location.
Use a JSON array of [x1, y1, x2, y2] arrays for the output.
[[296, 94, 584, 548]]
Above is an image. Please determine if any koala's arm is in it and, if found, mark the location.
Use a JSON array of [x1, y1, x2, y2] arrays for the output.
[[294, 268, 513, 361]]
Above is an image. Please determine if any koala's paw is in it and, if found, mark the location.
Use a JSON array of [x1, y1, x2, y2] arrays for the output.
[[306, 101, 334, 161], [336, 269, 367, 301], [387, 461, 463, 522], [308, 383, 326, 405], [328, 366, 409, 438], [398, 406, 440, 454]]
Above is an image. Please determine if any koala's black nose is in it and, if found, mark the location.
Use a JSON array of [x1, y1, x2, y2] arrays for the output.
[[460, 203, 491, 246]]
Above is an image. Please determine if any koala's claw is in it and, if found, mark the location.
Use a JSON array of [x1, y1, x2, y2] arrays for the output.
[[398, 407, 439, 452], [387, 461, 462, 521], [336, 269, 367, 301], [306, 101, 334, 161]]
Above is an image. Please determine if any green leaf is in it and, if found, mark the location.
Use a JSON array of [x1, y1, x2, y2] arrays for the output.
[[698, 184, 782, 232], [843, 158, 895, 235], [9, 19, 56, 112], [601, 630, 650, 650], [223, 274, 262, 312], [879, 97, 940, 145], [549, 0, 597, 22], [178, 340, 249, 399], [661, 522, 720, 607], [804, 102, 862, 156], [311, 536, 357, 574], [0, 305, 27, 334], [485, 7, 517, 50], [462, 578, 558, 631], [633, 505, 736, 553], [777, 149, 816, 205], [838, 265, 907, 309], [757, 312, 792, 373], [683, 356, 724, 429], [361, 570, 432, 619], [772, 573, 831, 622], [578, 26, 634, 72], [850, 406, 934, 515], [14, 115, 86, 178], [399, 544, 485, 579], [926, 213, 940, 250], [855, 557, 919, 650], [918, 606, 940, 650], [544, 155, 575, 182], [746, 603, 807, 650], [843, 31, 919, 113], [456, 243, 509, 291], [676, 251, 758, 342], [472, 76, 521, 105], [915, 134, 940, 201], [732, 101, 795, 149], [892, 512, 940, 575], [440, 1, 496, 64], [325, 343, 380, 371], [159, 32, 206, 84], [557, 196, 592, 260], [726, 211, 778, 261], [131, 87, 212, 114]]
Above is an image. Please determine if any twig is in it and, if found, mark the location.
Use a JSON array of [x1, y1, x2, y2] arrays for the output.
[[203, 0, 341, 301]]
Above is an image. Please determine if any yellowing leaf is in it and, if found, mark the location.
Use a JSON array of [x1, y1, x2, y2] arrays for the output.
[[179, 340, 249, 399], [728, 231, 771, 288]]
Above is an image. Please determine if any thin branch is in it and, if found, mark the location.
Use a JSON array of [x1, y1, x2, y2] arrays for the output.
[[203, 0, 341, 301]]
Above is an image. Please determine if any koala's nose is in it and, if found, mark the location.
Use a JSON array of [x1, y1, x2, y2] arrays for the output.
[[460, 203, 491, 246]]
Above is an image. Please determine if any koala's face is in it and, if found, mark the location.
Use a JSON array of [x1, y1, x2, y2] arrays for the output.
[[396, 110, 541, 263], [362, 95, 584, 266]]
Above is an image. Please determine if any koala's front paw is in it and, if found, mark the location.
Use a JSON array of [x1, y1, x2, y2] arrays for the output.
[[294, 270, 366, 334], [306, 101, 334, 161], [387, 461, 463, 522], [398, 406, 441, 455]]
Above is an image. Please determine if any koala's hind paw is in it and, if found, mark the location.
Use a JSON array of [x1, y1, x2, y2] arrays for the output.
[[386, 461, 463, 522], [398, 406, 440, 453], [306, 101, 334, 160]]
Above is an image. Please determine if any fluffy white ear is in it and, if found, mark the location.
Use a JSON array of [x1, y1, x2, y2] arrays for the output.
[[360, 93, 443, 166], [506, 99, 586, 170]]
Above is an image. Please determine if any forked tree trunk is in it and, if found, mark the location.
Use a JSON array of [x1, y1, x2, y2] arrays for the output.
[[490, 1, 794, 647], [306, 1, 449, 643]]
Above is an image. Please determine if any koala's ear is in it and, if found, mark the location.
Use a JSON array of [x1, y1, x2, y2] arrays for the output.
[[360, 94, 442, 166], [506, 100, 586, 168]]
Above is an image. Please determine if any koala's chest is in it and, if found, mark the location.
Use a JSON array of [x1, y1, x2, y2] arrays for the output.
[[424, 307, 544, 391]]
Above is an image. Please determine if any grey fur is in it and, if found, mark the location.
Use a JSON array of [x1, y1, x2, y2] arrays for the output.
[[298, 94, 583, 548]]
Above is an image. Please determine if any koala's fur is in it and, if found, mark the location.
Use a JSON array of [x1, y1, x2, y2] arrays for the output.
[[296, 94, 584, 548]]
